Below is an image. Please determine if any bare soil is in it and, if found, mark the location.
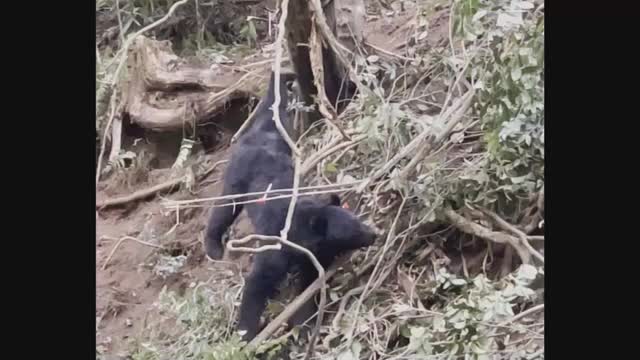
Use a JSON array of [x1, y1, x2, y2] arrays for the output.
[[96, 145, 258, 357]]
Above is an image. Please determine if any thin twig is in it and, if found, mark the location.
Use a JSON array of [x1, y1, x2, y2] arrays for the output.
[[167, 188, 361, 211], [200, 159, 229, 179], [106, 112, 123, 171], [115, 0, 125, 45], [271, 0, 299, 156], [347, 198, 406, 344], [164, 180, 366, 207], [499, 304, 544, 327], [479, 207, 545, 264], [366, 90, 474, 186], [309, 19, 351, 141], [301, 134, 367, 176], [331, 285, 365, 331], [523, 186, 545, 234], [308, 0, 372, 98], [444, 207, 531, 265], [97, 160, 227, 209], [231, 99, 262, 142], [111, 0, 191, 88], [97, 176, 187, 209], [101, 236, 166, 270], [96, 90, 118, 185], [501, 246, 514, 278], [364, 40, 417, 62]]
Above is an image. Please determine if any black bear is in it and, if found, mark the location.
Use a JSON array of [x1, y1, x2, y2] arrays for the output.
[[204, 70, 376, 341]]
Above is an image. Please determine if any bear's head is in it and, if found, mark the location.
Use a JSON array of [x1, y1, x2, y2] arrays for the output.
[[290, 194, 377, 256]]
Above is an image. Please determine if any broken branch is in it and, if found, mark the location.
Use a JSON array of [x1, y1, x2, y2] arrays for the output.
[[444, 207, 531, 265], [96, 160, 228, 209], [309, 19, 351, 141], [101, 236, 166, 270], [479, 207, 544, 264]]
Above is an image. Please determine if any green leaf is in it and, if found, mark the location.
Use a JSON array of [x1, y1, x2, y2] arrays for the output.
[[510, 175, 528, 184], [511, 67, 522, 81], [497, 13, 524, 29], [472, 10, 488, 22], [367, 55, 380, 63], [514, 1, 535, 10], [433, 316, 446, 332], [419, 341, 433, 355], [336, 350, 356, 360], [453, 320, 466, 329], [400, 324, 412, 338], [351, 341, 362, 358], [325, 162, 338, 174], [410, 326, 427, 338], [517, 264, 538, 281]]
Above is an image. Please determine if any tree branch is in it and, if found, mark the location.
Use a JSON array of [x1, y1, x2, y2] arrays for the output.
[[444, 207, 531, 265], [478, 207, 544, 264]]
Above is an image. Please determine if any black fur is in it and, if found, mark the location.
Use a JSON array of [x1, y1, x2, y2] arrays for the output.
[[321, 46, 357, 113], [204, 71, 376, 341]]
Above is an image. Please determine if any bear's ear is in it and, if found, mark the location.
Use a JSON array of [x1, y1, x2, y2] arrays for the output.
[[327, 194, 341, 207], [309, 213, 329, 236]]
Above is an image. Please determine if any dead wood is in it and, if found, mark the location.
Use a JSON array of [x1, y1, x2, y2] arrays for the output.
[[284, 0, 365, 130], [122, 36, 265, 132], [96, 160, 227, 210], [97, 176, 187, 210], [479, 207, 544, 264], [444, 208, 532, 266]]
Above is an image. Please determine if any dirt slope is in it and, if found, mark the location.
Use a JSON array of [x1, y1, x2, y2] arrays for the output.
[[96, 146, 256, 356]]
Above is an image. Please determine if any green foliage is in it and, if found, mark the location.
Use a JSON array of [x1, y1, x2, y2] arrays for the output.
[[239, 19, 258, 48], [335, 340, 363, 360], [127, 281, 294, 360], [128, 283, 253, 360], [153, 254, 187, 279], [449, 0, 544, 211], [401, 265, 541, 359]]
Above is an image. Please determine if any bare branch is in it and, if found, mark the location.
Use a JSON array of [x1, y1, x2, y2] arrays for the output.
[[102, 236, 166, 270], [309, 19, 351, 141], [96, 90, 119, 185], [444, 208, 531, 265], [163, 180, 366, 208], [271, 0, 300, 156], [366, 90, 475, 186], [498, 304, 544, 327], [479, 207, 544, 264], [301, 134, 367, 176], [231, 99, 262, 143], [97, 160, 228, 209]]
